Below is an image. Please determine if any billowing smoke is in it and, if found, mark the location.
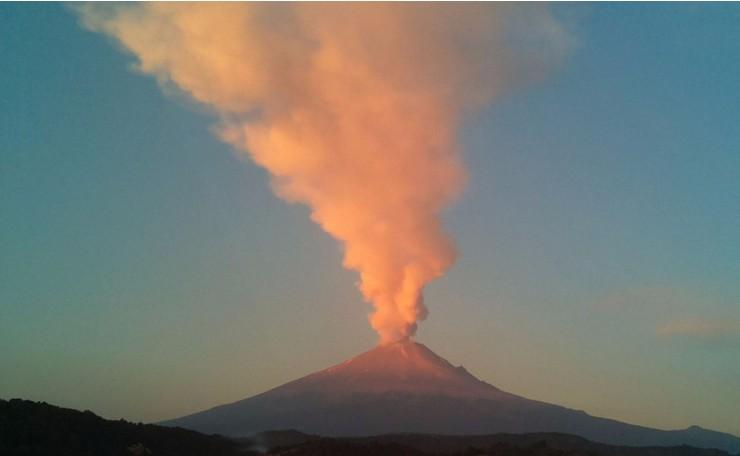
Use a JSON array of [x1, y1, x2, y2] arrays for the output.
[[78, 4, 569, 344]]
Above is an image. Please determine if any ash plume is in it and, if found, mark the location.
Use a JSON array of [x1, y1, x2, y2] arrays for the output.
[[78, 4, 570, 344]]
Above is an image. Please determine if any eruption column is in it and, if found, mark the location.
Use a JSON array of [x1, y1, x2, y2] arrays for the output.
[[79, 3, 569, 344]]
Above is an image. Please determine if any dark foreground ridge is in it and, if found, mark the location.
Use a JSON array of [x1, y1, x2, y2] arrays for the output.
[[1, 400, 737, 456], [263, 430, 739, 456], [0, 399, 254, 456], [164, 340, 740, 453]]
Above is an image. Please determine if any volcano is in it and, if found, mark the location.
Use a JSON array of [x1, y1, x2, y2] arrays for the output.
[[164, 340, 740, 453]]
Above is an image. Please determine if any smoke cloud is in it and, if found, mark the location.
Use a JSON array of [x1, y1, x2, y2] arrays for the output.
[[78, 4, 570, 344]]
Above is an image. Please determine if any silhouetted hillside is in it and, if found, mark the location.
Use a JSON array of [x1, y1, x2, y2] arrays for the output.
[[1, 399, 735, 456], [260, 430, 736, 456], [268, 438, 428, 456], [267, 437, 732, 456], [0, 399, 255, 456]]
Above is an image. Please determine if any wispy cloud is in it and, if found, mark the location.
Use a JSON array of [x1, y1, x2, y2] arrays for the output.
[[657, 318, 740, 345]]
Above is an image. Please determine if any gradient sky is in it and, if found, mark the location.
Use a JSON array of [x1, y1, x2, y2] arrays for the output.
[[2, 3, 739, 436]]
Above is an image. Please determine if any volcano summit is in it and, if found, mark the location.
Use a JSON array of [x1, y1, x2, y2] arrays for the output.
[[164, 341, 740, 453]]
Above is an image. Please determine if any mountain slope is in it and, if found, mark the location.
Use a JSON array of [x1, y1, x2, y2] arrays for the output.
[[163, 340, 740, 453]]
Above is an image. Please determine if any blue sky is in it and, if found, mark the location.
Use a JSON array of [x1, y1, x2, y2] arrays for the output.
[[1, 3, 739, 435]]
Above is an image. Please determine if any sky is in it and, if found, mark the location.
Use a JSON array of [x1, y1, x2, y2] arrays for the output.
[[1, 3, 739, 436]]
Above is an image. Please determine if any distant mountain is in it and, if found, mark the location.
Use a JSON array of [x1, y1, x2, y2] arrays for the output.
[[164, 340, 740, 453], [0, 398, 253, 456]]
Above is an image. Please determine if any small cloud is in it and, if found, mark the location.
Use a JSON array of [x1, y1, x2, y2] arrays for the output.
[[657, 318, 740, 346]]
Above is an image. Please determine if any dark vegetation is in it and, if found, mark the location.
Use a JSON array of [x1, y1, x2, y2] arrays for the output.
[[0, 399, 256, 456], [1, 399, 735, 456], [265, 431, 735, 456]]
